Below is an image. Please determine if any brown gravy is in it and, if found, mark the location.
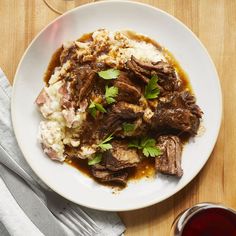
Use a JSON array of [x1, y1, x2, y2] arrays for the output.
[[44, 31, 191, 184], [65, 157, 156, 187], [44, 47, 63, 85], [164, 49, 192, 92]]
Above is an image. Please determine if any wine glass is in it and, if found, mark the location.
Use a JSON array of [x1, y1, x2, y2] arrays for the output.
[[43, 0, 96, 14], [170, 203, 236, 236]]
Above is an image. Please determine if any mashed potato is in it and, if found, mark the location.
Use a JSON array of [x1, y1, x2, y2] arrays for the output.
[[75, 29, 165, 68]]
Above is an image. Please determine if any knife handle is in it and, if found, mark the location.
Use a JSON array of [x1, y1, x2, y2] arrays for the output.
[[0, 144, 45, 200]]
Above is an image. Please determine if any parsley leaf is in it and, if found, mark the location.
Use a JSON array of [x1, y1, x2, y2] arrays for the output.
[[88, 101, 107, 118], [88, 153, 102, 165], [144, 75, 160, 99], [140, 137, 156, 148], [105, 86, 118, 104], [98, 143, 112, 151], [98, 69, 120, 80], [106, 97, 116, 104], [88, 101, 96, 118], [94, 103, 106, 113], [98, 134, 114, 151], [143, 146, 161, 157], [128, 137, 162, 157], [122, 122, 135, 133]]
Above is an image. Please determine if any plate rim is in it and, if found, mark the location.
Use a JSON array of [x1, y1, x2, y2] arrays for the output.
[[11, 0, 222, 211]]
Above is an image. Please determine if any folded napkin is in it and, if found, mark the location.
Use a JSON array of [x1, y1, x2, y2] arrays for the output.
[[0, 176, 44, 236], [0, 68, 125, 236]]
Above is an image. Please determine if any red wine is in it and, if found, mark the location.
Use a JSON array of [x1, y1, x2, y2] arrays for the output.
[[182, 208, 236, 236]]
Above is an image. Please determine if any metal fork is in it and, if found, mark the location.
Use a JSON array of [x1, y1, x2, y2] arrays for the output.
[[0, 144, 101, 236]]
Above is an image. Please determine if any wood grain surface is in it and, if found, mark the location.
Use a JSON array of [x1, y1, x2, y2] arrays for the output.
[[0, 1, 235, 235]]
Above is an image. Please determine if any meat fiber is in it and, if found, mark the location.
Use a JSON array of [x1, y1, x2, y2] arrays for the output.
[[104, 141, 140, 171], [91, 164, 128, 185], [155, 135, 183, 177]]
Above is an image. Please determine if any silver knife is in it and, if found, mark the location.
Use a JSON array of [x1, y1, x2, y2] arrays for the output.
[[0, 164, 67, 236]]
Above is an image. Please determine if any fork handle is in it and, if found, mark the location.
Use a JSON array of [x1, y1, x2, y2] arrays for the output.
[[0, 144, 45, 200]]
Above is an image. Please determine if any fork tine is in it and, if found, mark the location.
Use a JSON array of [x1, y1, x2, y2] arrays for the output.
[[55, 211, 84, 235], [62, 210, 93, 236], [67, 204, 101, 232], [67, 207, 97, 233], [45, 190, 100, 235]]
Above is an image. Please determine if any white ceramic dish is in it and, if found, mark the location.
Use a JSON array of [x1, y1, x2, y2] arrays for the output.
[[12, 1, 222, 211]]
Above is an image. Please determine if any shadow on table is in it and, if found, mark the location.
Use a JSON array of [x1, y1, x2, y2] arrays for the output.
[[119, 174, 200, 229]]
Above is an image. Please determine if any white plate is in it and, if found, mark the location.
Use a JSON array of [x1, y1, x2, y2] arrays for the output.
[[12, 1, 222, 211]]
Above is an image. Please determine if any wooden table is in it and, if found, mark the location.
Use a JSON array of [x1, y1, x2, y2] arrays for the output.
[[1, 0, 235, 235]]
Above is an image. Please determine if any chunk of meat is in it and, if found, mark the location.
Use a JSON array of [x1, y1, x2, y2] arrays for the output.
[[155, 135, 183, 177], [100, 102, 143, 136], [115, 81, 141, 103], [113, 72, 142, 103], [133, 56, 174, 76], [35, 89, 49, 105], [159, 91, 202, 118], [104, 141, 140, 171], [126, 56, 182, 91], [59, 81, 75, 109], [116, 71, 134, 84], [151, 108, 200, 135], [113, 102, 144, 114], [91, 164, 128, 185], [59, 65, 97, 108], [126, 57, 150, 83], [70, 64, 97, 104], [78, 71, 96, 102], [153, 91, 202, 135]]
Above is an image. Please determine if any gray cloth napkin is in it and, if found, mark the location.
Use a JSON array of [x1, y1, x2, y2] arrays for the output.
[[0, 68, 125, 236]]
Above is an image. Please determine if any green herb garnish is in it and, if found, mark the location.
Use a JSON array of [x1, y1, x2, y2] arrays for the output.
[[88, 101, 107, 118], [122, 122, 135, 133], [128, 137, 161, 157], [105, 86, 118, 104], [88, 153, 102, 165], [98, 134, 114, 151], [98, 69, 120, 80], [144, 75, 160, 99]]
